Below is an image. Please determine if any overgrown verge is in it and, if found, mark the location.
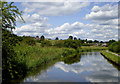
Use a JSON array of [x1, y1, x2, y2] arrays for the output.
[[101, 50, 120, 66], [80, 46, 108, 52], [7, 44, 77, 80]]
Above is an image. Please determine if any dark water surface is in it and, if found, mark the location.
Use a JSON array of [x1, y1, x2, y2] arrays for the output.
[[21, 51, 120, 82]]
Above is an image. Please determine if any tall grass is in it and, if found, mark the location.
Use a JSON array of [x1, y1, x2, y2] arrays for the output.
[[80, 46, 108, 52], [13, 44, 75, 70]]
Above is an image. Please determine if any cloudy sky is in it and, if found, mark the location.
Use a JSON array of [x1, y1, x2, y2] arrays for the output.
[[12, 2, 118, 41]]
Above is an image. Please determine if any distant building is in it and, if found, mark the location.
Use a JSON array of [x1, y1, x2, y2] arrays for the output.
[[93, 43, 99, 46], [35, 37, 40, 40], [102, 43, 107, 47]]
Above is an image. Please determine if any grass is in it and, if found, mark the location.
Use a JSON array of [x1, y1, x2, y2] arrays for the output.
[[101, 50, 120, 65], [13, 43, 108, 70], [12, 41, 109, 80], [13, 44, 75, 70], [80, 46, 108, 52]]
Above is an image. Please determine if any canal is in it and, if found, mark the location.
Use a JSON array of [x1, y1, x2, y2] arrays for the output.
[[21, 51, 120, 82]]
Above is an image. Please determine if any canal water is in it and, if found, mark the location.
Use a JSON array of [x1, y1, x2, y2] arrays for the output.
[[21, 51, 120, 82]]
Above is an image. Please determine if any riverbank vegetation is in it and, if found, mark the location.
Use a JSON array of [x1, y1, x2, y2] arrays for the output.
[[101, 50, 120, 65], [100, 40, 120, 66], [108, 40, 120, 54]]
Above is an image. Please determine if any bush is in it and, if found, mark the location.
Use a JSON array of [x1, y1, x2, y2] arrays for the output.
[[41, 40, 52, 47], [26, 39, 36, 46], [54, 40, 64, 48], [108, 41, 120, 53], [82, 43, 91, 46], [113, 45, 119, 53], [2, 29, 27, 80], [64, 39, 81, 49], [62, 49, 75, 57]]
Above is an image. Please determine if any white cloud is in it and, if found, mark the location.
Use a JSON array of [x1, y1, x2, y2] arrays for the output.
[[21, 2, 90, 16], [17, 13, 48, 23], [85, 4, 118, 26], [14, 20, 118, 41], [14, 3, 118, 41]]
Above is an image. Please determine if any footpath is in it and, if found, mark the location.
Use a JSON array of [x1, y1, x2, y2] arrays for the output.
[[106, 50, 120, 57]]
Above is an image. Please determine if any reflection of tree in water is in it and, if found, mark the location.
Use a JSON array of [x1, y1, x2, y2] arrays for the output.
[[10, 59, 60, 83], [63, 54, 81, 65], [81, 51, 100, 56]]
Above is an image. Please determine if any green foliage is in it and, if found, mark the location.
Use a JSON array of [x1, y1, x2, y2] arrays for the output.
[[107, 39, 116, 47], [64, 39, 81, 49], [26, 39, 36, 46], [54, 40, 64, 48], [108, 41, 120, 53], [2, 1, 24, 30], [68, 36, 73, 40], [74, 37, 77, 40], [55, 37, 59, 40], [88, 40, 93, 43], [2, 29, 27, 81], [63, 54, 81, 65], [2, 1, 25, 81], [40, 35, 45, 41], [62, 49, 76, 57], [101, 50, 120, 64], [41, 40, 52, 47], [13, 44, 69, 70], [81, 46, 107, 52], [82, 43, 91, 46], [94, 40, 99, 43]]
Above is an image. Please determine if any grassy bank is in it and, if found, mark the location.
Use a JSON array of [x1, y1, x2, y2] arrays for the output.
[[13, 44, 76, 70], [10, 42, 108, 81], [80, 46, 108, 52], [13, 45, 107, 70], [101, 50, 120, 65]]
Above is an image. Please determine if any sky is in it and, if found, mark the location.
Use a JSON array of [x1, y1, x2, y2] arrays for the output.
[[12, 1, 119, 41]]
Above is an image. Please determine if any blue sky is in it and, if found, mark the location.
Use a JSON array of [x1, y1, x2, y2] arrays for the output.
[[12, 2, 118, 41]]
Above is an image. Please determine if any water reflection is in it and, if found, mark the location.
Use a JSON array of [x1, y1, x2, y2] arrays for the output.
[[22, 51, 119, 82], [63, 54, 81, 65], [55, 52, 119, 82]]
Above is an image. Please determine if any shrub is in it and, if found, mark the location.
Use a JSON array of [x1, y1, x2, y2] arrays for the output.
[[82, 43, 91, 46], [108, 41, 120, 53], [113, 44, 119, 53], [64, 39, 81, 49], [62, 49, 74, 57], [26, 39, 36, 46], [41, 40, 52, 47], [2, 29, 27, 80], [54, 40, 64, 48]]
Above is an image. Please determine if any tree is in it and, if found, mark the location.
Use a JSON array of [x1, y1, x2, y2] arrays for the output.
[[68, 36, 73, 40], [2, 1, 25, 80], [55, 37, 59, 40], [100, 41, 103, 43], [78, 38, 81, 40], [88, 40, 92, 43], [41, 40, 52, 47], [107, 39, 116, 46], [74, 37, 77, 40], [40, 35, 45, 41], [85, 39, 87, 43], [94, 40, 99, 43], [64, 39, 81, 49], [36, 36, 39, 38], [2, 1, 24, 31]]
